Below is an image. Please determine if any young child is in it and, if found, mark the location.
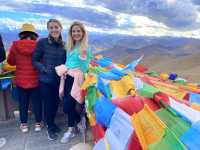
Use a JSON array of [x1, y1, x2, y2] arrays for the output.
[[7, 23, 42, 133], [55, 21, 92, 143]]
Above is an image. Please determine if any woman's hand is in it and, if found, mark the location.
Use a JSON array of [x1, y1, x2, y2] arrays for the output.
[[55, 64, 68, 76]]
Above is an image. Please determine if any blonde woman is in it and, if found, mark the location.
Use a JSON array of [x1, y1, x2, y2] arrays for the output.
[[56, 21, 92, 143]]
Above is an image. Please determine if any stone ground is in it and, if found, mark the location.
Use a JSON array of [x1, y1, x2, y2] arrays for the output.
[[0, 114, 94, 150]]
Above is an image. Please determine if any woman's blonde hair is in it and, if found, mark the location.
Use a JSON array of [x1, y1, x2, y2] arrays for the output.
[[66, 21, 88, 52]]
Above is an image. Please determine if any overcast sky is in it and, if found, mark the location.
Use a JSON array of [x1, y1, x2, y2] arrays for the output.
[[1, 0, 200, 38]]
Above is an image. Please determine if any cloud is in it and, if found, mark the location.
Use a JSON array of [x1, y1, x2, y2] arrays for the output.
[[0, 9, 51, 31], [1, 0, 200, 38], [87, 0, 198, 30], [2, 2, 132, 29], [5, 0, 198, 30], [87, 0, 131, 13], [192, 0, 200, 5], [131, 0, 198, 29]]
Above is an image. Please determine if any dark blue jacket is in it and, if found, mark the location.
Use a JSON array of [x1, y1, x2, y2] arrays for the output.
[[32, 38, 66, 83], [0, 35, 6, 63]]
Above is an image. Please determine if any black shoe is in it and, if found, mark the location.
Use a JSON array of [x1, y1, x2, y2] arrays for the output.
[[52, 124, 61, 133], [47, 129, 58, 141]]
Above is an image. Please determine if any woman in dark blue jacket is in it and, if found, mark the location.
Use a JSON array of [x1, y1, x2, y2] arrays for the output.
[[0, 34, 6, 148], [0, 34, 6, 63], [32, 19, 66, 141]]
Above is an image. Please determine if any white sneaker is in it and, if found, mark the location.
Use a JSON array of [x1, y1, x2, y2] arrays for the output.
[[34, 123, 43, 132], [60, 128, 76, 143], [20, 124, 29, 133]]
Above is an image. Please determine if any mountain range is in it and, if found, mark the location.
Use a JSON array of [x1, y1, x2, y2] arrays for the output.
[[1, 30, 200, 82], [93, 35, 200, 82]]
